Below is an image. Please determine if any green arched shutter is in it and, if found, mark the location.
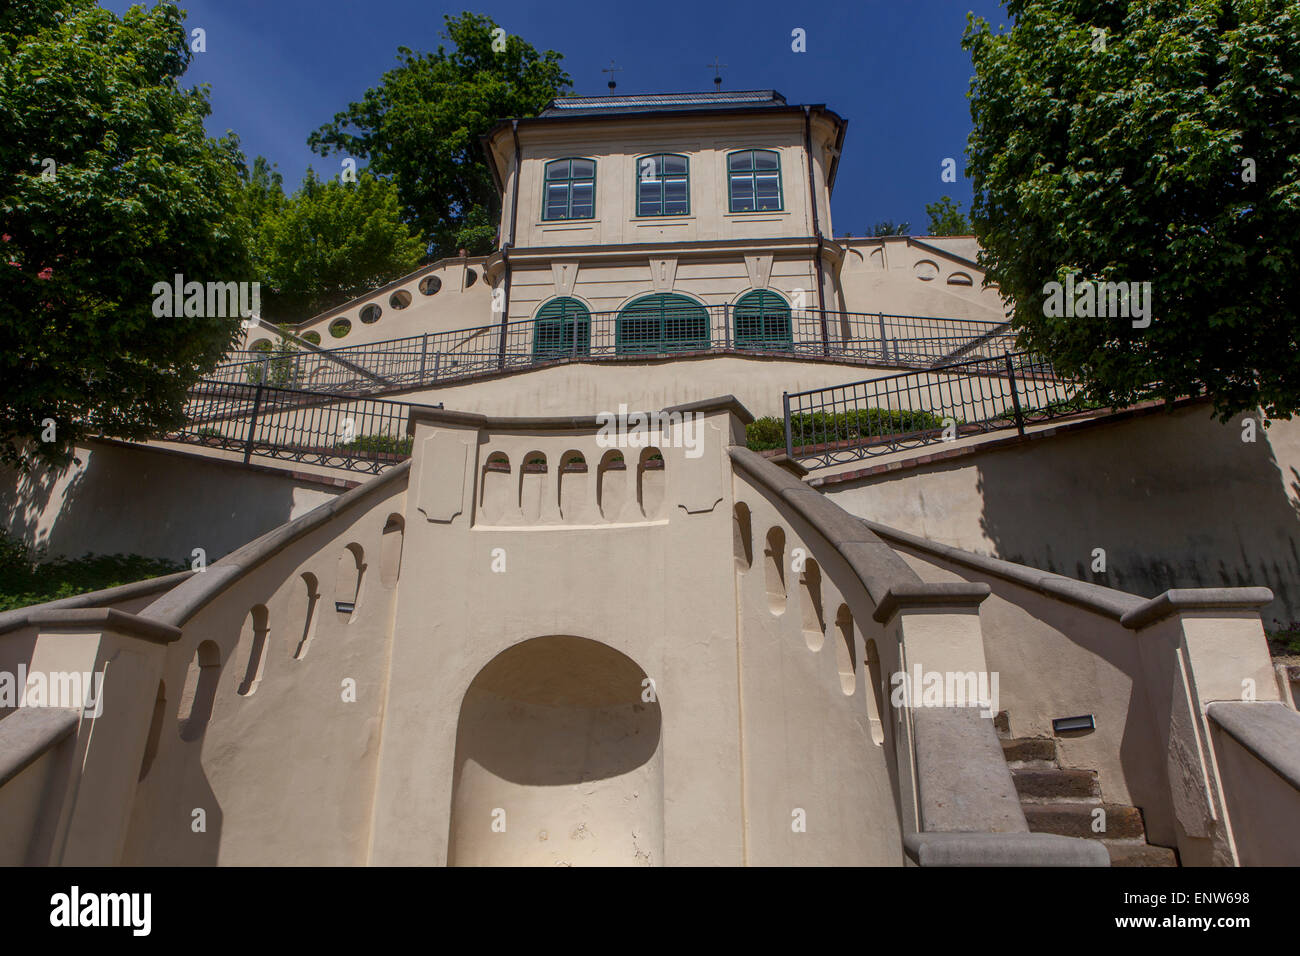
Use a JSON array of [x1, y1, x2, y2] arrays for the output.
[[617, 294, 710, 354], [734, 290, 793, 350], [533, 297, 591, 359]]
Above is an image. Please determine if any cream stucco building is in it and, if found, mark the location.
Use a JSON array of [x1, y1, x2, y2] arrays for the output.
[[3, 90, 1300, 868]]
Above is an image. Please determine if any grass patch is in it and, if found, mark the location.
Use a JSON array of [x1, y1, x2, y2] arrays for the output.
[[0, 532, 186, 613]]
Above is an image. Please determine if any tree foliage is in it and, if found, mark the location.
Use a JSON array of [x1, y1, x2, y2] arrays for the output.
[[870, 220, 911, 236], [0, 0, 251, 465], [965, 0, 1300, 420], [308, 12, 571, 260], [925, 195, 972, 235], [243, 166, 424, 323]]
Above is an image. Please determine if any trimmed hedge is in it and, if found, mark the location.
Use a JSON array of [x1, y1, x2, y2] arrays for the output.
[[746, 408, 950, 452], [334, 434, 414, 456]]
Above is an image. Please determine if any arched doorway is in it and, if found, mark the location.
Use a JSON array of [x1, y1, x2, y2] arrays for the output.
[[448, 636, 663, 866]]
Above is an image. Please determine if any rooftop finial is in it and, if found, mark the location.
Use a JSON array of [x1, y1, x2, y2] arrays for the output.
[[707, 57, 727, 89], [601, 59, 622, 92]]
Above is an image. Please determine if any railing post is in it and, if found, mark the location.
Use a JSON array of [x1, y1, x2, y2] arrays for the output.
[[877, 313, 889, 364], [783, 391, 794, 459], [433, 351, 442, 382], [243, 381, 264, 464], [820, 308, 830, 357], [419, 333, 428, 384], [1005, 352, 1025, 437]]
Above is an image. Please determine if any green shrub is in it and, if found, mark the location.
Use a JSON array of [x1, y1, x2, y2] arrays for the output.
[[0, 532, 186, 613], [334, 434, 413, 456], [746, 408, 949, 452]]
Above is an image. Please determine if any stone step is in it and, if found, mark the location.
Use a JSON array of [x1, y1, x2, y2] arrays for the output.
[[1022, 803, 1146, 841], [1106, 843, 1179, 867], [1012, 768, 1101, 801], [1001, 737, 1058, 764]]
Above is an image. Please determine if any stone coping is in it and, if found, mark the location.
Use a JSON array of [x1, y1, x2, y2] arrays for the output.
[[1, 607, 180, 644], [1206, 701, 1300, 792], [863, 518, 1143, 621], [864, 519, 1274, 629], [0, 571, 194, 637], [0, 707, 80, 789], [407, 394, 754, 434], [731, 446, 992, 619], [1119, 588, 1275, 630], [903, 831, 1109, 867], [141, 461, 412, 628]]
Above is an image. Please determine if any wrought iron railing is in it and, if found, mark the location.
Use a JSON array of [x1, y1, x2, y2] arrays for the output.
[[217, 308, 1016, 396], [166, 380, 428, 474], [783, 352, 1090, 468]]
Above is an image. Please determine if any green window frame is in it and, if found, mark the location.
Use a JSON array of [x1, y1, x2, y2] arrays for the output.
[[727, 149, 783, 213], [734, 290, 793, 350], [532, 297, 591, 359], [542, 158, 596, 220], [635, 153, 690, 217], [616, 294, 710, 354]]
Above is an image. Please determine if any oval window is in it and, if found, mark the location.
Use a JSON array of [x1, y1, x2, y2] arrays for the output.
[[419, 275, 442, 296], [301, 331, 321, 345], [329, 318, 351, 339], [360, 304, 381, 324], [389, 289, 412, 310]]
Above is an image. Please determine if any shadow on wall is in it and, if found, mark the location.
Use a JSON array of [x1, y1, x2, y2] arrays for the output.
[[976, 405, 1300, 622], [0, 441, 306, 565]]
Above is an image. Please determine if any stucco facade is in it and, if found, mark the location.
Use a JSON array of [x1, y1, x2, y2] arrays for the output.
[[4, 90, 1299, 868]]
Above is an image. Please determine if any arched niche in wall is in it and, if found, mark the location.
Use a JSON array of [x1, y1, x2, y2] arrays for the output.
[[764, 527, 787, 616], [913, 259, 939, 281], [380, 514, 404, 588], [733, 502, 753, 570], [236, 605, 270, 697], [558, 450, 589, 522], [799, 558, 825, 651], [336, 544, 365, 619], [519, 451, 547, 523], [946, 271, 973, 286], [447, 636, 664, 866], [834, 604, 857, 696], [294, 572, 321, 660], [864, 639, 885, 745], [177, 640, 221, 741], [138, 680, 166, 780], [480, 452, 511, 524], [637, 447, 665, 519], [597, 449, 627, 521]]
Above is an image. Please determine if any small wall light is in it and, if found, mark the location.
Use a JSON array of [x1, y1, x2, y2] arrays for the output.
[[1053, 714, 1095, 734]]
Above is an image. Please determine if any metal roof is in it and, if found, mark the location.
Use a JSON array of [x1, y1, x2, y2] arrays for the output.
[[539, 90, 787, 117]]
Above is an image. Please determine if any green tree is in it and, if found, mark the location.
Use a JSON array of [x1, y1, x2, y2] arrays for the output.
[[0, 0, 252, 466], [870, 221, 911, 236], [925, 196, 972, 235], [964, 0, 1300, 421], [308, 12, 571, 260], [250, 168, 424, 323]]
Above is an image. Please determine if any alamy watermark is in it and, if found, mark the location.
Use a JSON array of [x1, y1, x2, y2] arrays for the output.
[[596, 404, 704, 459], [890, 665, 1000, 719], [1042, 272, 1152, 328], [151, 273, 260, 319], [0, 666, 103, 718]]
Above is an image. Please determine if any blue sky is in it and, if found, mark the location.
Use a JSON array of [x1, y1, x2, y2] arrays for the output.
[[101, 0, 1010, 235]]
